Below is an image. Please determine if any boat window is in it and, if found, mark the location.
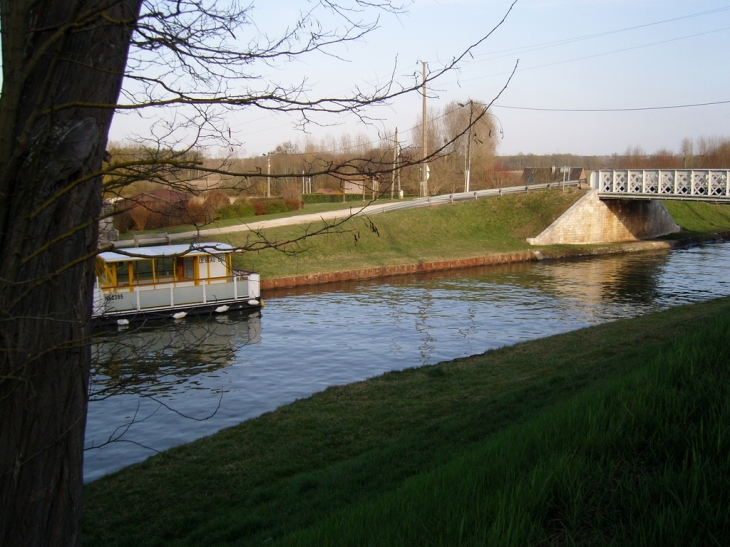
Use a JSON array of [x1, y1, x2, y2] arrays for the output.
[[184, 257, 195, 279], [155, 257, 175, 279], [116, 262, 130, 286], [134, 260, 154, 283]]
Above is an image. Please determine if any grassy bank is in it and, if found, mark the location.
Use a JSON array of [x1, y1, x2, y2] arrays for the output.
[[82, 297, 730, 546], [663, 200, 730, 236], [205, 192, 730, 280], [217, 187, 586, 279], [280, 303, 730, 547]]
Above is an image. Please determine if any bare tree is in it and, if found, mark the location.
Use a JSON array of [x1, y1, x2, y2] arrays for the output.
[[441, 100, 498, 190], [0, 1, 517, 545], [410, 100, 500, 194]]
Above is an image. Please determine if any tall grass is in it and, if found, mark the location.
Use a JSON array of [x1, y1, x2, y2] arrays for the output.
[[279, 312, 730, 546]]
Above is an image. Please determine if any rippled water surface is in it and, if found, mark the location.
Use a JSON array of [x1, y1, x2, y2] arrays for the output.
[[85, 242, 730, 481]]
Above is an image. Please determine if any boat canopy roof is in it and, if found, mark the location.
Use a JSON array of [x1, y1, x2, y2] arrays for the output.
[[98, 242, 238, 263]]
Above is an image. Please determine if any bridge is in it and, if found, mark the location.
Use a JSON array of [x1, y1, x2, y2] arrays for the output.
[[592, 169, 730, 202], [529, 169, 730, 246]]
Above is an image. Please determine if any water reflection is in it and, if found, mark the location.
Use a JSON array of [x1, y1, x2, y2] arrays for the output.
[[85, 242, 730, 482], [91, 312, 261, 399]]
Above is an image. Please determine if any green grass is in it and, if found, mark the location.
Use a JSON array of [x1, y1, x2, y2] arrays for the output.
[[279, 304, 730, 546], [123, 194, 730, 281], [215, 188, 585, 278], [85, 195, 730, 545], [82, 297, 730, 546], [663, 200, 730, 235]]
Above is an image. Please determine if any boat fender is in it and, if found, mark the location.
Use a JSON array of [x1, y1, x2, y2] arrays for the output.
[[214, 305, 230, 313], [172, 311, 187, 320]]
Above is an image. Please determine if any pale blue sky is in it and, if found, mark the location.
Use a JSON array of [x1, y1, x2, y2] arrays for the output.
[[108, 0, 730, 157]]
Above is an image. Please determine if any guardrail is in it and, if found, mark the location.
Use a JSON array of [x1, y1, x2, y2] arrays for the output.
[[133, 232, 171, 246], [361, 180, 583, 215]]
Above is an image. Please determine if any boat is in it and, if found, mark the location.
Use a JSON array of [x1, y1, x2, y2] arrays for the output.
[[92, 242, 262, 325]]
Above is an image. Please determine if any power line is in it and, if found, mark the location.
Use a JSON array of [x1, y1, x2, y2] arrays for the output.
[[457, 26, 730, 85], [493, 99, 730, 113], [516, 27, 730, 73], [224, 6, 730, 156], [470, 5, 730, 62]]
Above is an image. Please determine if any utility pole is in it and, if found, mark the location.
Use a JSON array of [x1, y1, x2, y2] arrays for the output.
[[458, 100, 475, 192], [465, 101, 473, 193], [265, 153, 271, 198], [391, 128, 399, 199], [421, 61, 428, 197]]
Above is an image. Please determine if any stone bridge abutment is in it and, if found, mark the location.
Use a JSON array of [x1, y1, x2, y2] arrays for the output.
[[527, 189, 680, 245]]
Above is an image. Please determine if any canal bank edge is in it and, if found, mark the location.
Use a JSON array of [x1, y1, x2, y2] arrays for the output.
[[260, 233, 730, 291]]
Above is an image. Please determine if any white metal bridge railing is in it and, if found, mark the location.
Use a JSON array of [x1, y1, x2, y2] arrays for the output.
[[591, 169, 730, 201]]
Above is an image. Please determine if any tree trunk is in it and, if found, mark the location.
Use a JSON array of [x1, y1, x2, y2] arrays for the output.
[[0, 1, 141, 545]]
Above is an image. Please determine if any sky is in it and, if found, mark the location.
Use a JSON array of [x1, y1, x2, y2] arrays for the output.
[[107, 0, 730, 158]]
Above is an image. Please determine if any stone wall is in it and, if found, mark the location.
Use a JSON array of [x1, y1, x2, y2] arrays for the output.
[[98, 200, 119, 247], [527, 189, 680, 245], [261, 251, 535, 290]]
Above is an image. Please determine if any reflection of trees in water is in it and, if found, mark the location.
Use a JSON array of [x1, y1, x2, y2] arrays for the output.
[[525, 252, 667, 307], [261, 251, 672, 363], [90, 311, 261, 400], [262, 253, 668, 308], [598, 253, 666, 304], [414, 290, 436, 363]]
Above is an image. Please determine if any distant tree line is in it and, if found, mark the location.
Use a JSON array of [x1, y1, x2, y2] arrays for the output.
[[499, 136, 730, 172], [105, 135, 730, 230], [105, 99, 517, 205]]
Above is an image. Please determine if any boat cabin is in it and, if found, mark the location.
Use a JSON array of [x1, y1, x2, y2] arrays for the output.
[[92, 242, 261, 323]]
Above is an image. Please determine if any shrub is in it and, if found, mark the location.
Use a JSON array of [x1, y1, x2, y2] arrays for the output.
[[281, 184, 302, 211], [114, 203, 180, 232], [114, 209, 135, 234], [302, 193, 364, 204], [250, 198, 291, 215], [218, 198, 256, 219], [284, 198, 302, 211], [183, 200, 209, 225], [203, 190, 231, 211]]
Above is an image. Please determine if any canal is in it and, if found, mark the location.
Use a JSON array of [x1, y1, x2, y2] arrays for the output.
[[85, 241, 730, 481]]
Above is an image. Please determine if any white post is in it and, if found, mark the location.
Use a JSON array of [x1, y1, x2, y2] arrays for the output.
[[391, 128, 398, 199], [464, 101, 473, 193], [421, 61, 428, 197], [266, 154, 271, 198]]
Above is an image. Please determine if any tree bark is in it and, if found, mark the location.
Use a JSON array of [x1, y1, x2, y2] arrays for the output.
[[0, 1, 142, 545]]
